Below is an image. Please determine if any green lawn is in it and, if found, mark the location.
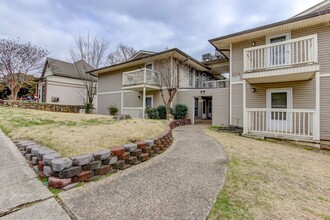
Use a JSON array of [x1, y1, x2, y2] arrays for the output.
[[206, 128, 330, 220], [0, 107, 167, 157]]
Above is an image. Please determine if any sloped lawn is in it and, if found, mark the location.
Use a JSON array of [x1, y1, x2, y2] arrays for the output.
[[0, 107, 167, 157], [206, 128, 330, 220]]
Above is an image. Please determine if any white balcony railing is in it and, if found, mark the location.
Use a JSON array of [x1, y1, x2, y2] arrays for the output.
[[244, 34, 318, 72], [201, 79, 229, 88], [245, 108, 317, 141], [122, 68, 161, 87]]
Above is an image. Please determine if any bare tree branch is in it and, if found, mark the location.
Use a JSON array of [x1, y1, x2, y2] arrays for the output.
[[0, 38, 48, 100], [69, 33, 110, 113], [156, 56, 190, 119], [107, 43, 137, 65]]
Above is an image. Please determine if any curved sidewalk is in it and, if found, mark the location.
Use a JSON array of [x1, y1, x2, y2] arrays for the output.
[[60, 125, 228, 219]]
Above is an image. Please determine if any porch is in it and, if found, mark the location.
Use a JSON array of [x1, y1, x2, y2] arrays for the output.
[[121, 68, 161, 118], [244, 108, 318, 141]]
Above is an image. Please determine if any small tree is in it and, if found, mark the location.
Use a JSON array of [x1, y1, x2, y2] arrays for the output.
[[157, 57, 189, 119], [69, 33, 110, 113], [0, 38, 48, 100], [107, 43, 137, 65]]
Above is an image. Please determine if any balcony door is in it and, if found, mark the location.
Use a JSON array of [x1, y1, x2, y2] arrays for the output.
[[266, 88, 292, 132], [145, 62, 154, 84], [266, 33, 290, 67]]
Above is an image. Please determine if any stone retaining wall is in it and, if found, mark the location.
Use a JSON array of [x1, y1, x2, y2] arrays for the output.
[[0, 100, 83, 113], [14, 119, 191, 190]]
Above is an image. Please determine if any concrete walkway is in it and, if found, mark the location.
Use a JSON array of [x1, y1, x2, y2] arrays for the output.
[[60, 125, 227, 219], [0, 130, 70, 219]]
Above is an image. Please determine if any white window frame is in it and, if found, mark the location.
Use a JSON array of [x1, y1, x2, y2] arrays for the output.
[[145, 95, 154, 108], [266, 32, 291, 44], [145, 62, 154, 70], [266, 32, 291, 67]]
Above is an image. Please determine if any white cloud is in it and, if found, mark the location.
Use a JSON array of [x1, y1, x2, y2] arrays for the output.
[[0, 0, 325, 62]]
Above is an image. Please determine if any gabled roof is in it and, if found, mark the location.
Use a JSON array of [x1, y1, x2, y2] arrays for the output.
[[129, 50, 156, 61], [293, 0, 330, 18], [209, 6, 330, 49], [88, 48, 211, 76], [41, 58, 96, 81]]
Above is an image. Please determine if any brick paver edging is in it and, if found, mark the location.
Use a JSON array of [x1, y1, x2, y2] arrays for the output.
[[14, 119, 191, 190]]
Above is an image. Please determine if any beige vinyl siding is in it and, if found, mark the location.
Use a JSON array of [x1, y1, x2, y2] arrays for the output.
[[320, 76, 330, 140], [97, 64, 144, 93], [97, 93, 121, 115], [291, 24, 330, 75], [177, 88, 229, 126], [232, 37, 265, 79], [246, 79, 316, 109], [145, 90, 177, 108], [123, 92, 142, 108], [232, 84, 243, 127]]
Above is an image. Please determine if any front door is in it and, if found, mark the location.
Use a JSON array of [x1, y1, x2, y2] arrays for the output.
[[267, 89, 292, 131], [202, 100, 206, 119]]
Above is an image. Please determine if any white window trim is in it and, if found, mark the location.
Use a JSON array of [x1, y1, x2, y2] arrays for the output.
[[145, 61, 154, 70], [146, 95, 154, 108], [266, 32, 291, 44]]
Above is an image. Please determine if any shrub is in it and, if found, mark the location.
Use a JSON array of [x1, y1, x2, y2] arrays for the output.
[[123, 114, 132, 119], [157, 105, 174, 119], [108, 105, 118, 115], [174, 104, 188, 119], [84, 103, 94, 114], [157, 105, 167, 119], [145, 107, 159, 119]]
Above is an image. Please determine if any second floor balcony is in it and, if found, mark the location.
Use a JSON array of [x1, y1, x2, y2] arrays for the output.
[[243, 34, 320, 83], [122, 68, 161, 89]]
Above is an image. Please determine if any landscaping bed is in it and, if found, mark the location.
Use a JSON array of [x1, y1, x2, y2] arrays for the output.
[[0, 107, 167, 157], [206, 128, 330, 219]]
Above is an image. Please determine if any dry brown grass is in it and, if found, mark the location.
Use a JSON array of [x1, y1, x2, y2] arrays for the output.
[[0, 107, 166, 157], [205, 128, 330, 220]]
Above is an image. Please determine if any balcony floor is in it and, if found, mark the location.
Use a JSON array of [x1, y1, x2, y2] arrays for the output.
[[243, 64, 319, 84]]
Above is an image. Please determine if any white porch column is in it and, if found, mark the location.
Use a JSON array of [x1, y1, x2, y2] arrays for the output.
[[243, 79, 247, 134], [314, 71, 320, 141], [142, 87, 146, 119], [121, 90, 124, 115], [229, 43, 233, 125]]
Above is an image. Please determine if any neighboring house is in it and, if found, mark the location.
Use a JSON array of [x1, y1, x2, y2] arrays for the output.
[[89, 48, 229, 126], [209, 0, 330, 142], [38, 58, 96, 106]]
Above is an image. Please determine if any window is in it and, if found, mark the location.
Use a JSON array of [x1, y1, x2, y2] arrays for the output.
[[194, 98, 199, 117], [271, 92, 287, 120], [195, 72, 200, 88], [189, 68, 194, 86], [145, 95, 153, 108], [145, 62, 153, 70]]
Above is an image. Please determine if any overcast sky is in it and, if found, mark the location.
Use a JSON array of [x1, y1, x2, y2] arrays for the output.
[[0, 0, 323, 62]]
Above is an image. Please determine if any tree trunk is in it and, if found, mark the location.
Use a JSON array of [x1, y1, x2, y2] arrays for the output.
[[10, 87, 19, 100], [166, 102, 171, 120]]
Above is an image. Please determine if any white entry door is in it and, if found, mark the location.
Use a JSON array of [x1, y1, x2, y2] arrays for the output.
[[267, 33, 290, 67], [267, 88, 292, 132], [202, 100, 207, 119]]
